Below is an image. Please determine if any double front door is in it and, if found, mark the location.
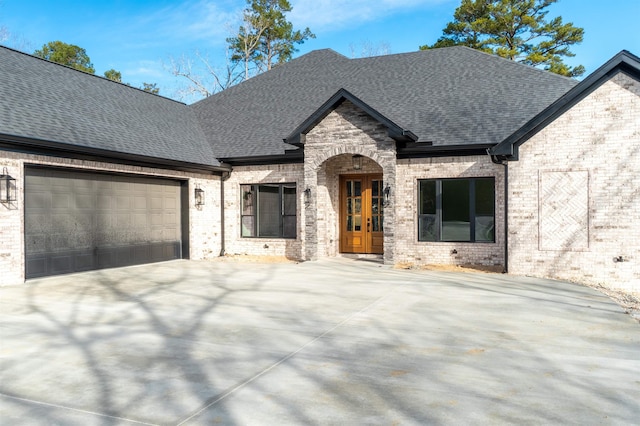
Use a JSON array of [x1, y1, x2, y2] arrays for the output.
[[340, 174, 384, 254]]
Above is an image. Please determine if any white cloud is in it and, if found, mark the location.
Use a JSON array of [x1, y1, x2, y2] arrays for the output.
[[122, 0, 243, 48], [289, 0, 449, 31], [126, 60, 166, 79]]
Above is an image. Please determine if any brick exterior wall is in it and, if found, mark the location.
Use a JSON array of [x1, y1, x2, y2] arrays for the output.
[[270, 100, 507, 269], [0, 151, 221, 285], [304, 101, 397, 263], [0, 157, 23, 285], [222, 163, 305, 259], [7, 75, 635, 293], [318, 155, 383, 258], [395, 156, 506, 268], [508, 72, 640, 293]]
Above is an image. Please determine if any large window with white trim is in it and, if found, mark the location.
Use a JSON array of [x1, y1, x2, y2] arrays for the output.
[[241, 184, 297, 238], [418, 178, 495, 242]]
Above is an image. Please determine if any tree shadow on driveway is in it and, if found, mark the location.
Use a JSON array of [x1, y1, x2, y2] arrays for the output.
[[1, 259, 638, 424]]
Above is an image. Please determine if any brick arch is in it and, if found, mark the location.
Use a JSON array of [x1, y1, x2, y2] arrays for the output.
[[303, 145, 397, 264], [309, 146, 388, 172]]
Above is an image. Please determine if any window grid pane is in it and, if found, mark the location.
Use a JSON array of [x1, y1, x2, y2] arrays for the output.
[[441, 179, 470, 242], [241, 183, 296, 239], [418, 178, 495, 243]]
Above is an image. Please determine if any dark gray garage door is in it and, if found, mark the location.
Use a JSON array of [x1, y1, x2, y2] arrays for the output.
[[25, 167, 185, 278]]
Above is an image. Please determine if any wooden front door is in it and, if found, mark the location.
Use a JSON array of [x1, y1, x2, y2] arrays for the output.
[[340, 174, 384, 254]]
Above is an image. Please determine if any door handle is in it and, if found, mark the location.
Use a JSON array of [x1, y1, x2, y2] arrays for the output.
[[367, 218, 370, 232]]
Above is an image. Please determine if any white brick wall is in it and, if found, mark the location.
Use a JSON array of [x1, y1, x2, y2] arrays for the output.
[[395, 156, 506, 268], [0, 158, 23, 285], [0, 151, 221, 285], [508, 72, 640, 293], [304, 101, 397, 262], [222, 163, 305, 259]]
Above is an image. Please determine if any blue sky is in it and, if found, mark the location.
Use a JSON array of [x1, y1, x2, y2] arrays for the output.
[[2, 0, 639, 103]]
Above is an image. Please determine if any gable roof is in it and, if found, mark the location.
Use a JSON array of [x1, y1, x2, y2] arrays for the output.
[[0, 46, 223, 171], [192, 46, 578, 159], [490, 50, 640, 159], [284, 88, 418, 146]]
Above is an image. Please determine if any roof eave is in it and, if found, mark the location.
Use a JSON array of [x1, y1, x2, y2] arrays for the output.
[[0, 133, 230, 174], [490, 50, 640, 159], [219, 150, 304, 166], [397, 143, 496, 158]]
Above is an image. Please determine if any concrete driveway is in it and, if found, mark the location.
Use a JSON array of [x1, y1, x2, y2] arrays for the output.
[[1, 259, 638, 425]]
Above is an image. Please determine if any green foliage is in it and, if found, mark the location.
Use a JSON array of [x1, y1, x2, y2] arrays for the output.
[[34, 41, 95, 74], [141, 82, 160, 95], [421, 0, 584, 77], [104, 69, 122, 83], [228, 0, 315, 78]]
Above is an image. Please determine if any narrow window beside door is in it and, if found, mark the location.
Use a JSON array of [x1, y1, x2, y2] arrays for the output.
[[241, 183, 297, 238]]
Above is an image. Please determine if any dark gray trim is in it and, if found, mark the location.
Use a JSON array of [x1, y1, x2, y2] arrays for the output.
[[417, 177, 497, 243], [488, 150, 509, 274], [180, 181, 190, 260], [283, 88, 418, 145], [490, 50, 640, 159], [397, 143, 495, 159], [219, 171, 231, 256], [240, 183, 298, 239], [503, 164, 508, 273], [1, 133, 231, 175], [220, 150, 304, 166]]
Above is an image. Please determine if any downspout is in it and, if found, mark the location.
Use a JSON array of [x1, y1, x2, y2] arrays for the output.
[[488, 149, 509, 273], [219, 168, 231, 257]]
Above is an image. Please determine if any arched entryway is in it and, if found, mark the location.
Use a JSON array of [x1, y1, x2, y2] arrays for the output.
[[304, 150, 395, 263]]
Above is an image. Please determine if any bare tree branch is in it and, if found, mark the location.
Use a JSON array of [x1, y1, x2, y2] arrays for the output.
[[165, 48, 243, 102]]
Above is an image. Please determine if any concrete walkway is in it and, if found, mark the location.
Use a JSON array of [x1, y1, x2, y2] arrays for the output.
[[1, 259, 638, 425]]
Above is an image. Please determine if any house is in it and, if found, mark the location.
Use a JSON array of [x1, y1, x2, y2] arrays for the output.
[[1, 45, 638, 293]]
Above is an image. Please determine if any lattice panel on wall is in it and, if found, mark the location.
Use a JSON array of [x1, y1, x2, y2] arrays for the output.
[[539, 170, 589, 251]]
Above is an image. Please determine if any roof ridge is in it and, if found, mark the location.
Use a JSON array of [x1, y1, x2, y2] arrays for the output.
[[451, 46, 578, 82], [0, 44, 185, 105], [349, 46, 577, 82]]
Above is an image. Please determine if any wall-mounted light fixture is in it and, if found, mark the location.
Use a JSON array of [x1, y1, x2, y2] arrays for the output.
[[383, 184, 391, 206], [352, 155, 363, 170], [0, 167, 17, 204], [194, 186, 205, 207], [304, 187, 311, 204]]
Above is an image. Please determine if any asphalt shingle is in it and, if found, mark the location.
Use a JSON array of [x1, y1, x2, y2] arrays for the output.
[[192, 47, 578, 159], [1, 46, 579, 164], [0, 46, 219, 167]]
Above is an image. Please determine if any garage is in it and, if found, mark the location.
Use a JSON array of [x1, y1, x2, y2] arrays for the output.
[[25, 167, 186, 278]]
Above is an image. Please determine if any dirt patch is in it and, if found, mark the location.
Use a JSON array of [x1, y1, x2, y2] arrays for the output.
[[215, 254, 299, 264], [578, 282, 640, 322], [394, 263, 503, 274]]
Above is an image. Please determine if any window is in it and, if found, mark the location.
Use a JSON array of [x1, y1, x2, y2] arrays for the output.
[[418, 178, 495, 242], [241, 184, 296, 238]]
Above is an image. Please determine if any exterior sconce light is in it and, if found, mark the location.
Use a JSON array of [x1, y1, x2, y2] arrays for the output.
[[194, 186, 205, 207], [352, 155, 363, 170], [383, 184, 391, 205], [0, 167, 17, 204], [304, 187, 311, 204]]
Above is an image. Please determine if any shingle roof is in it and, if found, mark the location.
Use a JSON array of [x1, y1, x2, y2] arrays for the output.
[[192, 46, 578, 159], [490, 50, 640, 158], [0, 46, 220, 167]]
